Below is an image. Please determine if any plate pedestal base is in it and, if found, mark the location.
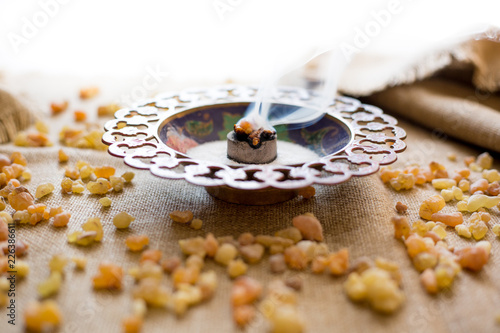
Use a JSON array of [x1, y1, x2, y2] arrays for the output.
[[205, 186, 300, 205]]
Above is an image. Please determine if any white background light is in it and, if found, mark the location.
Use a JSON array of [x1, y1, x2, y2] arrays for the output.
[[0, 0, 498, 85]]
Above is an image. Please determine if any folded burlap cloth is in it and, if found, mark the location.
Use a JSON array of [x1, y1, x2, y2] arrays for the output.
[[337, 32, 500, 153], [0, 89, 33, 143]]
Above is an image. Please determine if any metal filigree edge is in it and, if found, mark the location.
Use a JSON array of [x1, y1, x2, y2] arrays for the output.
[[102, 86, 406, 190]]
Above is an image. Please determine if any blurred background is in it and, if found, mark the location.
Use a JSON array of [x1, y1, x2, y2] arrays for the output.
[[1, 0, 499, 89]]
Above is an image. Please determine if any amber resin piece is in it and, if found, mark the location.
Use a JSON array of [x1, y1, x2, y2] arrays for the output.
[[234, 120, 276, 149]]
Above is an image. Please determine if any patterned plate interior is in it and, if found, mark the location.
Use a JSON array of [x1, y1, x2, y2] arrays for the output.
[[158, 102, 352, 159]]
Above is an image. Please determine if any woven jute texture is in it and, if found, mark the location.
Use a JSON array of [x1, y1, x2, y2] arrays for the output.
[[0, 75, 499, 332], [0, 118, 499, 333]]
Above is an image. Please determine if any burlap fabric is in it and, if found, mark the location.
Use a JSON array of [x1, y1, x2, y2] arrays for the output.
[[313, 34, 500, 154], [0, 68, 500, 333], [364, 78, 500, 153], [0, 83, 499, 333], [0, 90, 33, 144]]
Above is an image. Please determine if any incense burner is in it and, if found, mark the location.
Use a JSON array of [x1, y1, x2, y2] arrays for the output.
[[102, 86, 406, 205]]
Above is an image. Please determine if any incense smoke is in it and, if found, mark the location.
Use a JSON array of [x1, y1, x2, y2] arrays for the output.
[[239, 49, 347, 132]]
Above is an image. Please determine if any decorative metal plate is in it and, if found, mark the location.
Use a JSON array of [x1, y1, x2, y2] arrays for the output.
[[102, 86, 406, 190]]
